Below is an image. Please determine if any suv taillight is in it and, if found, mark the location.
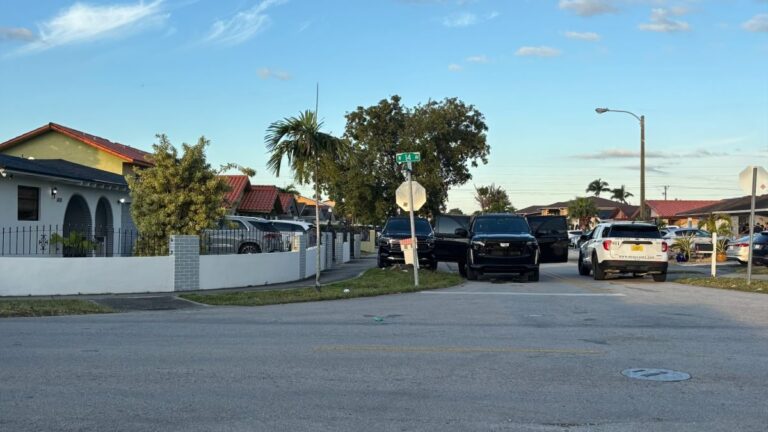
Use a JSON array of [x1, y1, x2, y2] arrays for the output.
[[602, 240, 612, 251], [662, 242, 668, 253]]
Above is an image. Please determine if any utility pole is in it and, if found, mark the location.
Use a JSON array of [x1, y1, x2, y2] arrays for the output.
[[640, 115, 646, 220], [662, 185, 670, 201]]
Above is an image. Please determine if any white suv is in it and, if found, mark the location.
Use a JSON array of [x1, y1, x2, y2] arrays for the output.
[[578, 222, 669, 282]]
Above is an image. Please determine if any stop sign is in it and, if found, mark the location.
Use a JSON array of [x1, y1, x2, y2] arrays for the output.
[[396, 181, 427, 211], [739, 166, 768, 194]]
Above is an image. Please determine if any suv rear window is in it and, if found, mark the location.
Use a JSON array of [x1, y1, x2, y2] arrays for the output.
[[605, 225, 661, 239]]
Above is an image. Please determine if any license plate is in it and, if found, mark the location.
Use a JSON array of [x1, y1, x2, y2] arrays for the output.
[[631, 244, 644, 252]]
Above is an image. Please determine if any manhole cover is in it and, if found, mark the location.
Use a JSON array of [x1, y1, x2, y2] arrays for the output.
[[622, 368, 691, 382]]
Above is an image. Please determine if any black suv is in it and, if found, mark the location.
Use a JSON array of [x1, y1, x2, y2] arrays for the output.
[[377, 217, 437, 270], [433, 213, 569, 282]]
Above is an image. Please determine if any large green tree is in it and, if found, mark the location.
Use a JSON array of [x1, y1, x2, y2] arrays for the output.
[[474, 183, 515, 213], [265, 110, 344, 290], [324, 96, 489, 224], [127, 134, 241, 255]]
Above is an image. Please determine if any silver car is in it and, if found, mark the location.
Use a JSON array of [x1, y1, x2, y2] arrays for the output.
[[202, 215, 283, 255], [726, 236, 751, 265]]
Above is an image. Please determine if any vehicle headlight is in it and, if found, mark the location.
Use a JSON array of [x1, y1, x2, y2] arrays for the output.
[[525, 241, 538, 248], [471, 240, 485, 250], [755, 244, 764, 250], [378, 237, 389, 246]]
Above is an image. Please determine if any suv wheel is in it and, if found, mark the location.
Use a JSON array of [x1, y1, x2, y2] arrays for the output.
[[466, 263, 479, 281], [238, 243, 261, 254], [377, 254, 390, 268], [528, 268, 540, 282], [652, 273, 667, 282], [425, 260, 438, 271], [458, 260, 467, 277], [592, 253, 606, 280], [577, 252, 590, 276]]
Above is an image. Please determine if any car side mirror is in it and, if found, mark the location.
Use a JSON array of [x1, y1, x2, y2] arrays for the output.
[[454, 228, 468, 238], [579, 234, 589, 241]]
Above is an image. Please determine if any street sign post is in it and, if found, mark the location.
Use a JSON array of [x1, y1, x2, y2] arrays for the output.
[[739, 166, 767, 286], [396, 152, 423, 287]]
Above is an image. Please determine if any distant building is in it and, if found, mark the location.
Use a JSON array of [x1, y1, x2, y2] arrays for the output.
[[518, 197, 638, 229]]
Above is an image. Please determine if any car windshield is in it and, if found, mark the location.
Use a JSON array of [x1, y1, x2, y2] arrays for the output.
[[472, 217, 530, 234], [248, 220, 279, 232], [606, 225, 661, 239], [384, 219, 432, 235]]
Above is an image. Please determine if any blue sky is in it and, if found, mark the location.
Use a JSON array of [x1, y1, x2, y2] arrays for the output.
[[1, 0, 766, 212]]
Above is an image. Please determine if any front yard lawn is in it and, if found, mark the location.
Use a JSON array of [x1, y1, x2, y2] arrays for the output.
[[180, 267, 464, 306], [676, 277, 768, 294], [0, 299, 114, 318]]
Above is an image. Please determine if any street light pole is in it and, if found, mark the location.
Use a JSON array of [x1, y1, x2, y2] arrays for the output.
[[595, 108, 646, 220]]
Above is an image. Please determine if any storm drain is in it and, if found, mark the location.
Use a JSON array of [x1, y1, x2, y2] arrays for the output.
[[622, 368, 691, 382]]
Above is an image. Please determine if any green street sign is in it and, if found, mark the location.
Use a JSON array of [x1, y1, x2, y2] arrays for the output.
[[396, 152, 421, 163]]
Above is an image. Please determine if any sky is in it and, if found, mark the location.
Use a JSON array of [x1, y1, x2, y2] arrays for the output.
[[1, 0, 766, 213]]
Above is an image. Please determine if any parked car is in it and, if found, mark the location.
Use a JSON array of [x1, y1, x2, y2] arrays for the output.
[[271, 220, 314, 251], [377, 217, 437, 269], [578, 222, 668, 282], [727, 233, 768, 266], [663, 228, 714, 253], [203, 215, 283, 254], [568, 230, 583, 248], [433, 213, 568, 282]]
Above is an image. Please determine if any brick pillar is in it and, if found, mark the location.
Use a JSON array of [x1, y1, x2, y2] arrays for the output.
[[354, 234, 361, 259], [294, 234, 307, 279], [170, 235, 199, 291]]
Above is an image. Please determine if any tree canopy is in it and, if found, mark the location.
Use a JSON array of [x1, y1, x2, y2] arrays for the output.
[[568, 197, 598, 230], [127, 134, 235, 255], [474, 183, 515, 213], [610, 185, 634, 204], [586, 179, 610, 197], [323, 96, 489, 224]]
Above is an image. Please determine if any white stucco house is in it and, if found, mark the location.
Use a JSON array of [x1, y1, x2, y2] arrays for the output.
[[0, 154, 133, 257]]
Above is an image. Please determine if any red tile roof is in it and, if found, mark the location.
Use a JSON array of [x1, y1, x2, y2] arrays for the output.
[[646, 200, 722, 218], [239, 185, 282, 214], [221, 175, 250, 207], [0, 122, 153, 166], [278, 192, 296, 214]]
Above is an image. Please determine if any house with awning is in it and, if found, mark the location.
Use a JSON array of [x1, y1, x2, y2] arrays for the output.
[[678, 195, 768, 234], [220, 175, 298, 218]]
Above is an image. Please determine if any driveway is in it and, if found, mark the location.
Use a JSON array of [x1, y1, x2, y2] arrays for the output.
[[1, 263, 767, 431]]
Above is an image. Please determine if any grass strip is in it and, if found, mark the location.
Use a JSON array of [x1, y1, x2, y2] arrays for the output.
[[180, 267, 464, 306], [734, 265, 768, 275], [676, 277, 768, 294], [0, 299, 114, 318]]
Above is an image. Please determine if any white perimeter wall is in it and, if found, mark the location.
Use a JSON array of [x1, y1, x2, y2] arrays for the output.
[[0, 256, 173, 296], [343, 242, 351, 263], [306, 246, 317, 278], [199, 251, 301, 290]]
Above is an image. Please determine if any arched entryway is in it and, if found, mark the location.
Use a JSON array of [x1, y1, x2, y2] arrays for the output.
[[95, 197, 114, 257], [62, 195, 92, 257]]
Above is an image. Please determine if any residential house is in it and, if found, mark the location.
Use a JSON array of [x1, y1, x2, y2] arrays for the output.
[[295, 195, 334, 223], [678, 194, 768, 235], [0, 122, 152, 176], [220, 175, 294, 218], [518, 197, 638, 229], [644, 200, 720, 228], [0, 154, 131, 256]]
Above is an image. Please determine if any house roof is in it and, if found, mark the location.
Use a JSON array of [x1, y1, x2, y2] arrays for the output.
[[529, 196, 638, 219], [0, 122, 153, 167], [0, 154, 128, 188], [645, 200, 721, 218], [517, 204, 545, 215], [221, 175, 250, 206], [239, 185, 282, 214], [678, 194, 768, 216], [278, 192, 296, 212], [295, 195, 331, 208]]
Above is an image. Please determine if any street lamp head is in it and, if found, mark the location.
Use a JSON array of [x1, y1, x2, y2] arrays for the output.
[[595, 108, 609, 114]]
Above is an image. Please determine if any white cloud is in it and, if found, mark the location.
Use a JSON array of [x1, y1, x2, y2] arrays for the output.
[[465, 54, 488, 63], [442, 12, 477, 27], [515, 46, 562, 57], [639, 8, 691, 33], [743, 13, 768, 33], [18, 0, 165, 53], [564, 31, 601, 41], [205, 0, 287, 45], [559, 0, 615, 17], [257, 67, 291, 80], [448, 63, 463, 71], [0, 27, 36, 42]]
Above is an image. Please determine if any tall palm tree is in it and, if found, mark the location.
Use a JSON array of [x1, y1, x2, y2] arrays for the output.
[[610, 185, 634, 204], [279, 183, 300, 196], [568, 197, 598, 230], [266, 110, 343, 291], [586, 179, 610, 197]]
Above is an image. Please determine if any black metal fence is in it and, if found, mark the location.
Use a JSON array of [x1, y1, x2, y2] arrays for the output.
[[199, 228, 296, 255], [0, 225, 166, 257]]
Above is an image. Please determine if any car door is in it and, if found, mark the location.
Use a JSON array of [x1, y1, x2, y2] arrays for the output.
[[432, 214, 470, 262], [526, 215, 569, 263], [582, 225, 603, 265]]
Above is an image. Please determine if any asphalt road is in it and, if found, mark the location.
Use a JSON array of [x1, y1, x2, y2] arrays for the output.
[[2, 262, 767, 431]]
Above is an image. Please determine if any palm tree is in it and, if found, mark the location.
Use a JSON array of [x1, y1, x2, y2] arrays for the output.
[[610, 185, 634, 204], [266, 110, 343, 291], [279, 183, 300, 196], [568, 197, 598, 230], [586, 179, 610, 197]]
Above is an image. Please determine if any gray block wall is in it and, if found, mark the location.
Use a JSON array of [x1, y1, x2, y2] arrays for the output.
[[294, 234, 307, 278], [170, 235, 199, 291], [335, 235, 344, 264], [354, 234, 361, 259]]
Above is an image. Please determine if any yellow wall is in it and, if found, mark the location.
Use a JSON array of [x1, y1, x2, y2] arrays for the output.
[[1, 131, 127, 174]]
